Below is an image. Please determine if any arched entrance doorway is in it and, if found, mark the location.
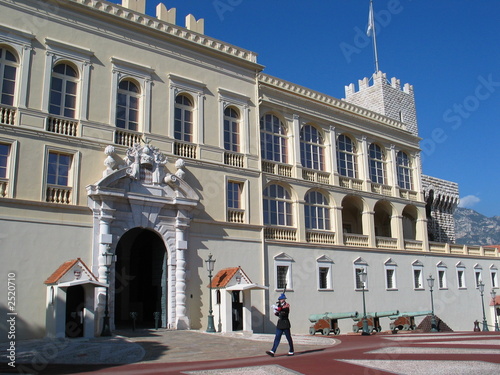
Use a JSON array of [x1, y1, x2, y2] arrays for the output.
[[114, 228, 167, 329]]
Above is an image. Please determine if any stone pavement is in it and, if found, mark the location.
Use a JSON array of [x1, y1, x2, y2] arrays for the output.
[[0, 328, 336, 371]]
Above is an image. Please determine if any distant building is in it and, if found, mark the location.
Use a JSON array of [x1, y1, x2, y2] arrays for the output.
[[0, 0, 498, 340]]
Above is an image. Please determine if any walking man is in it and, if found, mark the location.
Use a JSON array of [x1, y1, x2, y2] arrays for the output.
[[266, 293, 294, 357]]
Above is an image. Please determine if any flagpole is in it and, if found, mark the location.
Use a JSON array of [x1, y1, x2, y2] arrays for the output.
[[368, 0, 380, 73]]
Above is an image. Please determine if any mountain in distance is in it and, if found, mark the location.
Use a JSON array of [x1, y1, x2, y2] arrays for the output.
[[453, 207, 500, 246]]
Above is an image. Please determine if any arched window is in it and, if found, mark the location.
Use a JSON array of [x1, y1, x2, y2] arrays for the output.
[[174, 94, 194, 142], [224, 107, 240, 152], [49, 63, 78, 118], [116, 79, 140, 131], [260, 114, 287, 163], [369, 143, 386, 184], [397, 151, 413, 190], [300, 125, 324, 170], [263, 184, 292, 226], [337, 134, 357, 178], [304, 191, 330, 230], [0, 47, 18, 106]]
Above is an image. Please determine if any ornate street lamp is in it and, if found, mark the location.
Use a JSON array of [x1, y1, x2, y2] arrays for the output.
[[478, 282, 489, 331], [101, 248, 114, 337], [427, 275, 438, 332], [205, 253, 216, 333], [359, 270, 370, 336], [491, 289, 499, 331]]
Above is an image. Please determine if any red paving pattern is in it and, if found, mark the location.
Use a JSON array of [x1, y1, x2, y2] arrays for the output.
[[70, 331, 500, 375]]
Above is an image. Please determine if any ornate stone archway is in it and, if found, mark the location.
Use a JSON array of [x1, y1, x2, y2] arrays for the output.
[[87, 143, 199, 333]]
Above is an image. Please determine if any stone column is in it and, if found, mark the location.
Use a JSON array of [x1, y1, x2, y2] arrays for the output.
[[175, 215, 189, 329], [333, 206, 344, 246], [362, 210, 376, 248], [359, 136, 370, 191], [329, 126, 339, 186], [392, 214, 404, 250]]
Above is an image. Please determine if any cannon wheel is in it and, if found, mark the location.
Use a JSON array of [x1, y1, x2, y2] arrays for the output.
[[309, 327, 316, 335], [334, 328, 340, 335], [322, 328, 330, 335]]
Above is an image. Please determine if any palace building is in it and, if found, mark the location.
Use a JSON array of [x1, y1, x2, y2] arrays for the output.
[[0, 0, 498, 340]]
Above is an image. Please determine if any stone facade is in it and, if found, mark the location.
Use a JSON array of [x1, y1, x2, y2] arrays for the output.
[[422, 175, 460, 243], [0, 0, 498, 341]]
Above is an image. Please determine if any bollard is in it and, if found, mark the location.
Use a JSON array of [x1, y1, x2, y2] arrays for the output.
[[154, 312, 161, 330], [473, 320, 480, 332], [130, 312, 138, 331]]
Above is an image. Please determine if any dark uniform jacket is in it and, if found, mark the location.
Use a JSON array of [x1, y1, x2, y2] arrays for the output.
[[275, 303, 291, 330]]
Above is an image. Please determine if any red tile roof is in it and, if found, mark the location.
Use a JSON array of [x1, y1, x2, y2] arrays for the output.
[[44, 258, 97, 285], [209, 267, 239, 288]]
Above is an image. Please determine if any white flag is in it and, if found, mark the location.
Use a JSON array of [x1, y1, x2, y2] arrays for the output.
[[367, 1, 374, 37]]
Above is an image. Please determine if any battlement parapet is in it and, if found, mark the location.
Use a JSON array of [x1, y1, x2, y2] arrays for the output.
[[345, 71, 414, 97]]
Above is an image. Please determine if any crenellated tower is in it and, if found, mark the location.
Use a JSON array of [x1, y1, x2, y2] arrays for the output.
[[344, 71, 418, 136], [344, 71, 459, 243]]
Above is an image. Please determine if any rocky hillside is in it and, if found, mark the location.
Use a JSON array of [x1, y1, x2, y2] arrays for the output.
[[454, 207, 500, 246]]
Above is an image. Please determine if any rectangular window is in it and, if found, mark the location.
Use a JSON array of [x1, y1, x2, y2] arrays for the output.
[[319, 267, 329, 289], [457, 270, 465, 288], [47, 152, 71, 186], [438, 270, 446, 289], [386, 269, 396, 289], [413, 269, 423, 289], [227, 181, 241, 209], [475, 271, 482, 288], [45, 149, 76, 204], [492, 271, 498, 288], [0, 143, 9, 178], [355, 268, 365, 289], [277, 265, 288, 290]]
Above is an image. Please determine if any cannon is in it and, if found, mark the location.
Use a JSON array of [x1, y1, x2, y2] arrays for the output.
[[308, 311, 359, 335], [352, 310, 399, 333], [389, 311, 432, 331]]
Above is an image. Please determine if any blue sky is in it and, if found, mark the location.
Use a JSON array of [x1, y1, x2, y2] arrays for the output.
[[110, 0, 500, 217]]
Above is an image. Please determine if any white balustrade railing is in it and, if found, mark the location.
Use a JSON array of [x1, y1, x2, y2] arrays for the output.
[[227, 208, 244, 223], [306, 230, 335, 244], [0, 179, 8, 197], [344, 233, 369, 247], [264, 227, 296, 241], [375, 236, 398, 249], [224, 152, 244, 167], [174, 141, 197, 159], [0, 105, 15, 125], [46, 185, 72, 204], [46, 116, 78, 136], [114, 129, 142, 147]]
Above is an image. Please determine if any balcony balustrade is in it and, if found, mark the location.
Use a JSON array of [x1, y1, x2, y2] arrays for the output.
[[227, 208, 245, 223], [344, 233, 369, 247], [174, 141, 197, 159], [46, 185, 72, 204], [114, 129, 142, 147], [375, 236, 398, 249], [305, 230, 335, 244], [224, 151, 244, 167], [46, 116, 78, 136], [0, 178, 8, 197], [0, 105, 15, 125], [264, 227, 296, 241]]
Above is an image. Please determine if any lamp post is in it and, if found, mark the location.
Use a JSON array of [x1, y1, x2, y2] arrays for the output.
[[491, 289, 499, 331], [427, 275, 438, 332], [205, 253, 216, 333], [101, 249, 113, 337], [478, 282, 489, 331], [359, 270, 370, 336]]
